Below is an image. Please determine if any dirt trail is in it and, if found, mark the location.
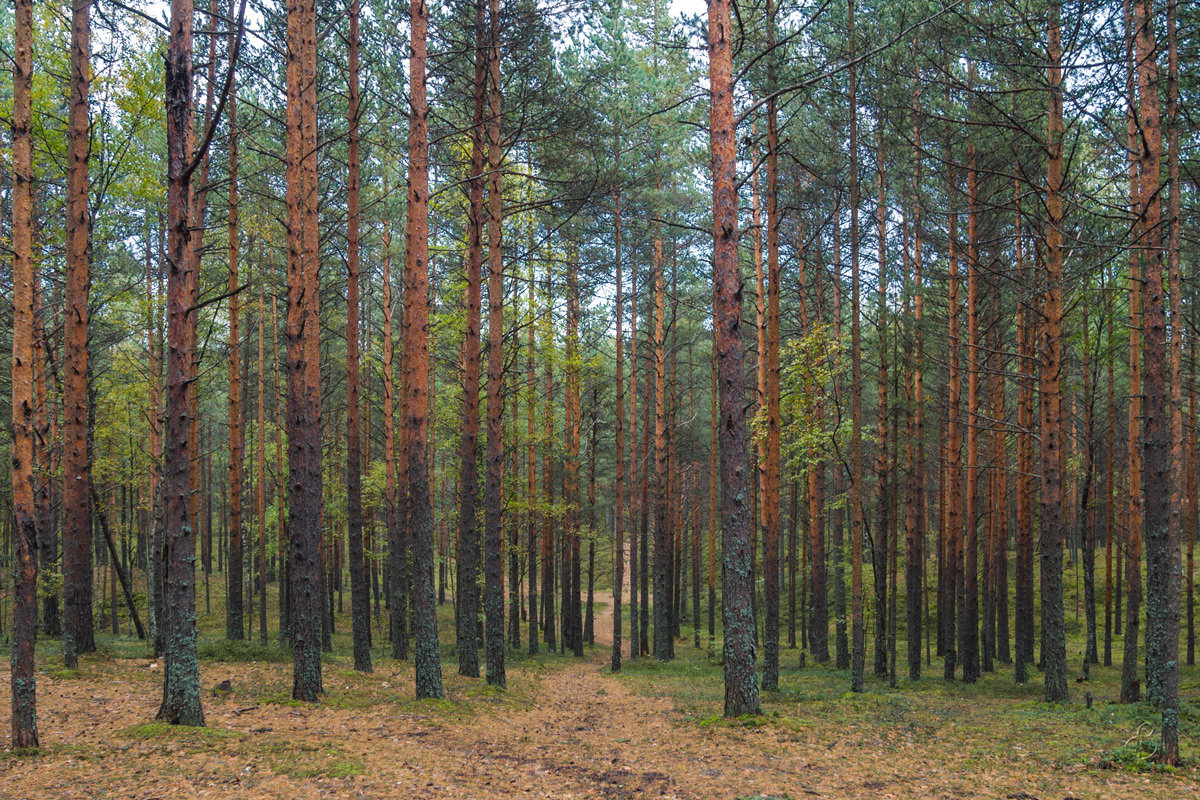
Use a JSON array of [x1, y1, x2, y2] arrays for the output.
[[2, 598, 1193, 799]]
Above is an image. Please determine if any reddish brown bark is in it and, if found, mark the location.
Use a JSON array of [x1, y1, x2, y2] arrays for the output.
[[286, 0, 323, 701], [1040, 3, 1069, 703], [405, 0, 444, 699], [11, 0, 39, 745], [708, 0, 759, 716], [63, 0, 94, 668]]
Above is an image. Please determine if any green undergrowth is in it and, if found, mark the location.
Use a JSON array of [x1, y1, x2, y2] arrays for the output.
[[610, 632, 1199, 778]]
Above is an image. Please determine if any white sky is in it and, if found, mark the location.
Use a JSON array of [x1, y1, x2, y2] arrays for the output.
[[669, 0, 708, 19]]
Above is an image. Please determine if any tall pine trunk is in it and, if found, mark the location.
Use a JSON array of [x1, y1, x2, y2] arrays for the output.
[[158, 0, 204, 724], [63, 0, 95, 668], [709, 0, 760, 716], [10, 0, 40, 745]]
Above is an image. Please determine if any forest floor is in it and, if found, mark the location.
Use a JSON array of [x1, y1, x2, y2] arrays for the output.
[[2, 590, 1199, 800]]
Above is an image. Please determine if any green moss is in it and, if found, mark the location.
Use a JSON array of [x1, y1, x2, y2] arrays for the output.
[[261, 740, 364, 779], [117, 722, 240, 741], [198, 640, 293, 663], [48, 668, 85, 680], [1099, 739, 1180, 773]]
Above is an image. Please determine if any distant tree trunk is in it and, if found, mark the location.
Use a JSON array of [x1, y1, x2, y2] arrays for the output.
[[287, 0, 324, 701], [406, 0, 444, 699], [383, 225, 405, 659], [482, 0, 507, 683], [158, 0, 204, 725], [873, 135, 889, 682], [257, 284, 268, 645], [1187, 335, 1196, 667], [11, 0, 40, 745], [35, 260, 59, 640], [527, 270, 539, 655], [830, 231, 849, 671], [1104, 290, 1116, 667], [1120, 0, 1143, 704], [629, 267, 641, 660], [1014, 185, 1035, 685], [226, 49, 245, 641], [799, 234, 828, 663], [1040, 3, 1069, 704], [762, 3, 782, 688], [346, 0, 371, 673], [652, 228, 670, 662], [709, 0, 760, 716], [709, 325, 718, 647], [509, 366, 522, 648], [905, 106, 925, 680], [565, 246, 584, 659], [846, 0, 866, 694], [944, 162, 962, 683], [612, 187, 626, 672], [272, 280, 288, 644], [962, 119, 980, 685], [542, 286, 557, 652], [586, 393, 598, 646], [1081, 313, 1098, 668], [993, 314, 1010, 667], [456, 0, 487, 679], [639, 312, 652, 658], [63, 0, 94, 668]]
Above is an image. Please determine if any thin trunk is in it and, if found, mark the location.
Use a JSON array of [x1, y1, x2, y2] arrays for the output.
[[612, 187, 625, 672], [944, 156, 962, 682], [346, 0, 371, 672], [905, 102, 925, 680], [527, 266, 539, 655], [847, 0, 865, 693], [383, 225, 404, 658], [762, 7, 782, 687], [630, 267, 641, 659], [653, 228, 670, 661], [226, 50, 244, 641], [873, 134, 889, 681], [962, 118, 980, 684], [1121, 0, 1143, 704], [456, 0, 487, 679]]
